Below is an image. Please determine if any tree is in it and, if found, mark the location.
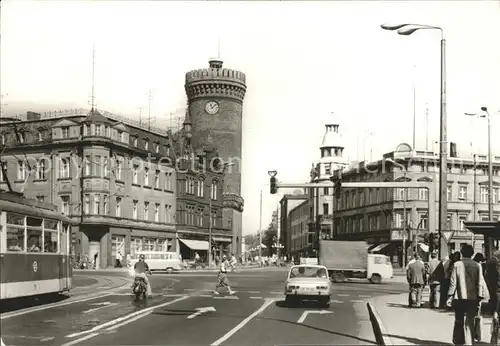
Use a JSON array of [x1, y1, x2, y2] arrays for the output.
[[244, 233, 259, 251], [263, 221, 278, 256]]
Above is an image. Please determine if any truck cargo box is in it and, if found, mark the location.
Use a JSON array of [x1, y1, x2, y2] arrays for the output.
[[319, 240, 368, 270]]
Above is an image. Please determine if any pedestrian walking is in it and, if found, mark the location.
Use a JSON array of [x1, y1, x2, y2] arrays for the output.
[[407, 253, 426, 308], [447, 244, 489, 345], [115, 251, 122, 268], [428, 252, 441, 309], [213, 254, 235, 295]]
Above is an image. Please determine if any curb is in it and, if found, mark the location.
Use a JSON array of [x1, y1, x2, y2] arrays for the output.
[[366, 301, 394, 345]]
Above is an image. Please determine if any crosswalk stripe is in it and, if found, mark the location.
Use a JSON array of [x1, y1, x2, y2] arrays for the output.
[[336, 294, 349, 297], [358, 295, 371, 298], [270, 292, 282, 295], [330, 300, 343, 304], [249, 297, 263, 299], [350, 299, 363, 303], [248, 291, 260, 294]]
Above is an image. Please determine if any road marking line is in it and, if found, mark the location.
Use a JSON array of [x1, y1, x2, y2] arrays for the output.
[[358, 295, 371, 298], [270, 292, 282, 295], [40, 337, 55, 342], [248, 291, 260, 294], [330, 300, 343, 303], [184, 288, 195, 291], [350, 300, 364, 303], [96, 286, 110, 289], [65, 296, 189, 338], [210, 299, 274, 346], [61, 333, 99, 346], [249, 297, 263, 299], [336, 294, 349, 297], [106, 311, 150, 331], [199, 294, 212, 297], [83, 303, 119, 314], [1, 293, 113, 320]]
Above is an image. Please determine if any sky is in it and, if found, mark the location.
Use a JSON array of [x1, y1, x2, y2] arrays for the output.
[[1, 1, 500, 236]]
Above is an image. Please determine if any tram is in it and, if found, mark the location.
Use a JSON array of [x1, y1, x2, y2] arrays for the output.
[[0, 192, 74, 299]]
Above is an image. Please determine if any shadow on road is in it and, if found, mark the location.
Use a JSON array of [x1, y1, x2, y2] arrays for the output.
[[386, 334, 454, 345], [0, 293, 70, 314], [274, 300, 326, 309]]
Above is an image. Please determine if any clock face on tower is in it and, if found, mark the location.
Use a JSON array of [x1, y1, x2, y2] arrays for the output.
[[205, 101, 219, 115]]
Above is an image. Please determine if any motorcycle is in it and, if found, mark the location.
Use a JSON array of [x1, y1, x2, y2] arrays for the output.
[[132, 277, 147, 300]]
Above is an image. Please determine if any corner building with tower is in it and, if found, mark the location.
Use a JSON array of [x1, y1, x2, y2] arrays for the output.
[[184, 59, 247, 257]]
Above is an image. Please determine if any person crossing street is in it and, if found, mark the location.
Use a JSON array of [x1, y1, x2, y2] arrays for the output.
[[213, 254, 236, 295]]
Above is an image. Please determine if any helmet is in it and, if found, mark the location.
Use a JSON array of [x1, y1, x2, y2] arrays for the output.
[[222, 254, 227, 259], [139, 254, 145, 260]]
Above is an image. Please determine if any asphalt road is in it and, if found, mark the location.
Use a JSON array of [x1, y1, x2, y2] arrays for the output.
[[1, 269, 408, 346]]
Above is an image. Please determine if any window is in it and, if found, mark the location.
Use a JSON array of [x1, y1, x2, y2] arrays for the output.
[[133, 165, 139, 184], [393, 211, 404, 228], [105, 126, 110, 137], [325, 163, 331, 175], [6, 213, 25, 252], [38, 132, 43, 141], [103, 195, 108, 214], [198, 178, 204, 197], [116, 197, 122, 217], [198, 208, 204, 226], [85, 156, 92, 175], [495, 187, 500, 204], [154, 203, 160, 222], [94, 156, 101, 176], [447, 185, 452, 201], [1, 134, 5, 144], [144, 167, 149, 186], [144, 202, 149, 220], [84, 194, 90, 214], [95, 124, 101, 136], [17, 161, 26, 180], [83, 124, 88, 136], [419, 213, 428, 230], [103, 158, 109, 177], [93, 195, 100, 214], [36, 195, 45, 203], [111, 236, 125, 259], [62, 127, 69, 138], [155, 143, 159, 153], [211, 181, 218, 200], [59, 158, 70, 178], [18, 132, 24, 143], [459, 186, 467, 200], [155, 170, 160, 188], [144, 141, 149, 150], [0, 162, 7, 182], [61, 195, 70, 215], [324, 187, 329, 195], [211, 209, 217, 227], [323, 203, 329, 215], [447, 214, 452, 230], [165, 172, 172, 190], [480, 187, 489, 203], [396, 188, 405, 200], [133, 200, 138, 219], [459, 215, 468, 230], [115, 158, 123, 180], [418, 188, 428, 200], [165, 204, 172, 223], [133, 137, 138, 146], [36, 159, 46, 180]]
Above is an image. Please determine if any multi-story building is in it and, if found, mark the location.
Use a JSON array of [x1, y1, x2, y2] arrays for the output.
[[279, 193, 308, 258], [0, 108, 178, 268], [287, 199, 310, 259], [331, 142, 500, 267], [174, 110, 229, 261], [185, 58, 247, 257]]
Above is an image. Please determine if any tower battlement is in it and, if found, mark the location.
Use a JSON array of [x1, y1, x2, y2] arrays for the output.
[[185, 59, 246, 103]]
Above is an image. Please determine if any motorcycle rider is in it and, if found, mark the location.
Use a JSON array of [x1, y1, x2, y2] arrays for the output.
[[133, 254, 152, 297]]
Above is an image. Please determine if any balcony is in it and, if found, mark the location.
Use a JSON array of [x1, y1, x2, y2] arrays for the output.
[[223, 192, 244, 212]]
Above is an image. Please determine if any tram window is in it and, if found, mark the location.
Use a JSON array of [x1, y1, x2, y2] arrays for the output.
[[7, 212, 24, 225], [6, 226, 25, 251], [27, 229, 42, 252], [27, 217, 43, 227], [44, 230, 58, 253], [44, 219, 58, 230]]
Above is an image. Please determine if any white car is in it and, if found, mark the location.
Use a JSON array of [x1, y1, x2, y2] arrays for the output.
[[284, 264, 331, 307]]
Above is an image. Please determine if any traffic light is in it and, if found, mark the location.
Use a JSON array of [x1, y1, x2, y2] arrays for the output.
[[270, 176, 277, 194]]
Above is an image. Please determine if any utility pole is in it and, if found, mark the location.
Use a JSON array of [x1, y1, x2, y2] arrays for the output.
[[147, 90, 152, 130], [137, 107, 143, 127], [425, 104, 429, 151], [208, 193, 213, 268], [412, 64, 416, 150], [472, 154, 477, 247], [259, 188, 263, 267]]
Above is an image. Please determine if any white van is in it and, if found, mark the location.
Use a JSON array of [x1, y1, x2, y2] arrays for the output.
[[130, 251, 182, 274]]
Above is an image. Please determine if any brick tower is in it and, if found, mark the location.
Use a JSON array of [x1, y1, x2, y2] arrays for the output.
[[184, 58, 247, 257]]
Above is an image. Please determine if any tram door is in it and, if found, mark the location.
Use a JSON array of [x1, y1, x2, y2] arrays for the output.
[[89, 241, 100, 269]]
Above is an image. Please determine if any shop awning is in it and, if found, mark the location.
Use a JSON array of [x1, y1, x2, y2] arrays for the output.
[[179, 239, 209, 251], [213, 237, 232, 243], [370, 243, 390, 253]]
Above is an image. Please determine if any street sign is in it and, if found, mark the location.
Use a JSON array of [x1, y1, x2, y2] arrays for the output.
[[297, 310, 332, 323], [187, 306, 216, 319]]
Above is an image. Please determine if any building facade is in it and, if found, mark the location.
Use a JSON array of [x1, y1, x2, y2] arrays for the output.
[[331, 143, 500, 267], [185, 59, 247, 257], [288, 200, 310, 258], [0, 109, 178, 268], [173, 110, 230, 261], [279, 193, 308, 258]]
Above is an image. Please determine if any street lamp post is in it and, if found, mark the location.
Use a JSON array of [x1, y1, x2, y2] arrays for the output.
[[259, 188, 263, 267], [481, 107, 494, 223], [381, 23, 448, 260]]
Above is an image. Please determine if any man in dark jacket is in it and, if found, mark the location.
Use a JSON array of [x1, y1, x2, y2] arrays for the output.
[[407, 253, 427, 308]]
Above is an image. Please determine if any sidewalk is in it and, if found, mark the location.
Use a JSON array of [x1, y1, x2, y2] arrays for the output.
[[370, 291, 493, 345]]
